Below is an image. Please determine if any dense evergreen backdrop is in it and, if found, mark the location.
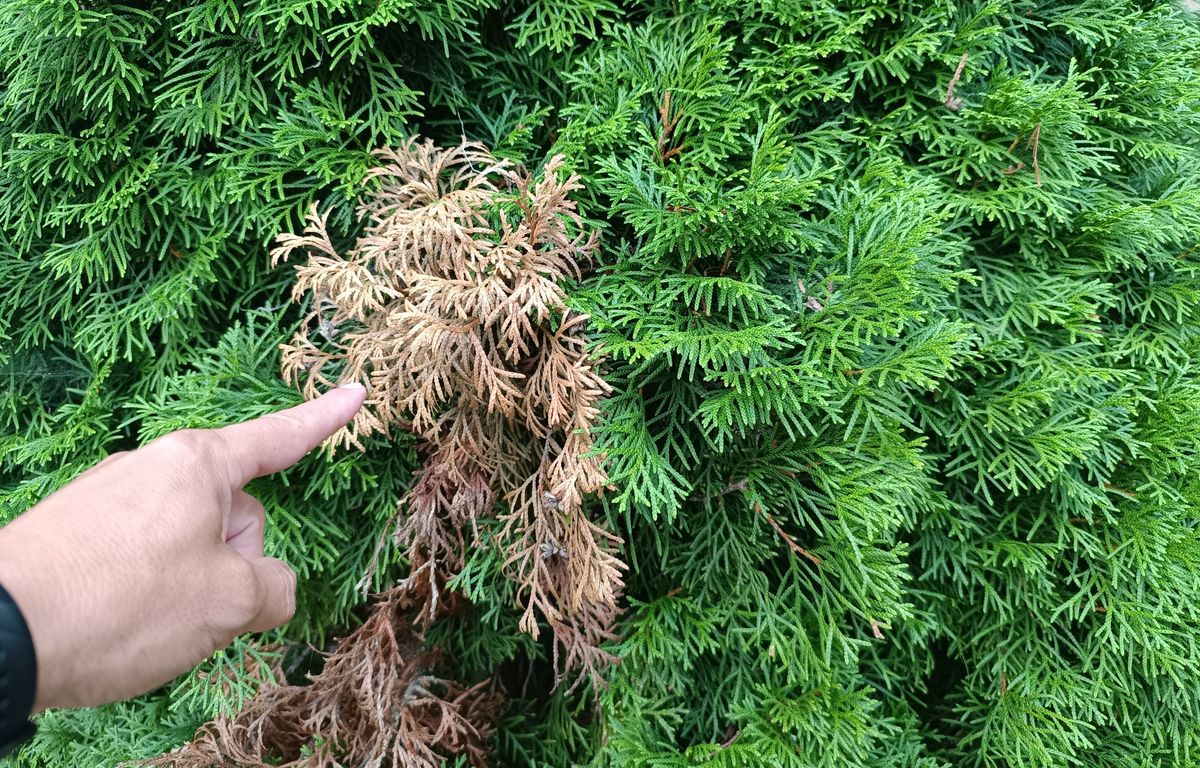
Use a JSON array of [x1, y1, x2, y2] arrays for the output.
[[2, 1, 1200, 766]]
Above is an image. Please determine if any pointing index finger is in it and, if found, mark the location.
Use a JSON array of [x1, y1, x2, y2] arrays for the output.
[[217, 383, 366, 486]]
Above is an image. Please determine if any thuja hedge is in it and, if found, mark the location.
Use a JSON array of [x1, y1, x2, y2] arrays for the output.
[[2, 1, 1200, 766]]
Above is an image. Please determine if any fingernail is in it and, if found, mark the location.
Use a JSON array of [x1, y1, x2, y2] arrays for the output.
[[339, 382, 366, 391]]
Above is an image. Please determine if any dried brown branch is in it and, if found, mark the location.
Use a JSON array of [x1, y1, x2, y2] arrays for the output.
[[1001, 125, 1043, 185], [869, 618, 884, 639], [1028, 122, 1042, 187], [273, 138, 625, 688], [143, 590, 501, 768], [944, 53, 968, 110], [754, 501, 822, 566], [656, 90, 685, 163]]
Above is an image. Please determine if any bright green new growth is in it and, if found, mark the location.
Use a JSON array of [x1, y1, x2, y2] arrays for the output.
[[2, 1, 1200, 766]]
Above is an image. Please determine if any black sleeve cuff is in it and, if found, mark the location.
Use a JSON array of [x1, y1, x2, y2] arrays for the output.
[[0, 582, 37, 758]]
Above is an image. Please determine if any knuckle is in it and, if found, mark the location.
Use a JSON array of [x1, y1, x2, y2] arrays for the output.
[[282, 588, 297, 622], [204, 622, 239, 652], [193, 557, 271, 649], [155, 429, 216, 462], [272, 562, 298, 620], [233, 573, 264, 624]]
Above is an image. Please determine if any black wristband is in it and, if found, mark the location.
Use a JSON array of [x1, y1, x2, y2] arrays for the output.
[[0, 582, 37, 758]]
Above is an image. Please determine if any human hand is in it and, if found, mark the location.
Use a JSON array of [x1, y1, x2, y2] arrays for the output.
[[0, 384, 366, 712]]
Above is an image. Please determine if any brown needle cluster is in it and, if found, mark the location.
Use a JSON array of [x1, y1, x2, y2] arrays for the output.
[[143, 589, 501, 768], [273, 138, 624, 687]]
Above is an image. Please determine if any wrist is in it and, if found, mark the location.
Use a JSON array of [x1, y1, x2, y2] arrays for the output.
[[0, 525, 71, 712], [0, 576, 38, 757]]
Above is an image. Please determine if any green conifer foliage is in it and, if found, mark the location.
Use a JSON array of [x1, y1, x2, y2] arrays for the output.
[[2, 1, 1199, 766]]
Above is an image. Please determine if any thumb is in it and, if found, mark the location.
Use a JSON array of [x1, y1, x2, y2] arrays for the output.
[[245, 556, 298, 633]]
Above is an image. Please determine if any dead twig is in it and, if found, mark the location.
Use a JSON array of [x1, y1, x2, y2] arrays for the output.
[[755, 501, 822, 566], [657, 90, 685, 163], [944, 53, 968, 110]]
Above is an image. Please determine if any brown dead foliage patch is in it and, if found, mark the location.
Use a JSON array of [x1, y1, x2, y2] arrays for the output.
[[273, 138, 624, 687], [143, 590, 501, 768]]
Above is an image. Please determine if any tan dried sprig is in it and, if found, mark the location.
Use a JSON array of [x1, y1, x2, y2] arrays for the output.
[[142, 590, 501, 768], [273, 137, 624, 688]]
